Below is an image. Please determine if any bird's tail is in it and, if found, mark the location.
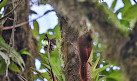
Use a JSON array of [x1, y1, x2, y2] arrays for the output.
[[80, 61, 88, 81]]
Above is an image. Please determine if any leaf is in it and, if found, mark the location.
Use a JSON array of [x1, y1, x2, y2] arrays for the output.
[[0, 0, 7, 10], [122, 4, 137, 19], [41, 0, 47, 4], [8, 62, 21, 73], [50, 49, 64, 81], [10, 49, 25, 71], [115, 7, 124, 15], [106, 71, 123, 81], [0, 57, 6, 75], [0, 40, 25, 71], [54, 25, 61, 41], [19, 48, 31, 55], [122, 0, 131, 7], [92, 65, 110, 78], [0, 14, 2, 18], [0, 35, 5, 42], [0, 51, 10, 65], [32, 20, 39, 38], [30, 10, 37, 15], [91, 56, 100, 71], [119, 19, 129, 28], [121, 0, 132, 16], [110, 0, 117, 11]]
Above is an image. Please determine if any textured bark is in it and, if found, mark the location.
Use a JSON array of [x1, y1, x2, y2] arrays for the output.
[[49, 0, 137, 81], [0, 0, 38, 81]]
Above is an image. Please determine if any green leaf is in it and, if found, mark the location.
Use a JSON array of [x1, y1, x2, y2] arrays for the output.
[[0, 57, 6, 75], [92, 65, 110, 78], [121, 0, 131, 16], [41, 0, 47, 4], [122, 0, 131, 7], [0, 35, 5, 42], [54, 25, 61, 41], [106, 71, 123, 81], [122, 4, 137, 19], [19, 48, 31, 55], [32, 20, 39, 38], [9, 62, 21, 73], [0, 51, 10, 65], [0, 0, 7, 10], [91, 57, 100, 71], [50, 49, 64, 81], [119, 20, 129, 28], [0, 14, 2, 18], [115, 7, 124, 15], [101, 3, 129, 35], [0, 40, 25, 71], [110, 0, 117, 11]]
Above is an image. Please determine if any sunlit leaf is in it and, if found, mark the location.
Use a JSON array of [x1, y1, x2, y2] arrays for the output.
[[9, 62, 21, 73], [92, 65, 110, 78], [123, 4, 137, 19], [41, 0, 47, 4], [54, 25, 61, 41], [0, 51, 10, 65], [50, 49, 64, 81], [110, 0, 117, 11], [115, 7, 123, 15], [0, 0, 7, 10], [32, 20, 39, 38], [91, 56, 100, 71], [19, 48, 31, 55], [106, 71, 123, 81], [121, 0, 131, 15]]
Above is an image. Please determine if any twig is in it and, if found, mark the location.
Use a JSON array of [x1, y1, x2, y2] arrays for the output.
[[0, 10, 55, 30], [133, 0, 137, 3], [30, 10, 55, 21], [5, 0, 18, 80], [47, 39, 55, 81], [0, 0, 22, 21], [0, 21, 29, 30], [30, 67, 45, 79], [17, 73, 28, 81]]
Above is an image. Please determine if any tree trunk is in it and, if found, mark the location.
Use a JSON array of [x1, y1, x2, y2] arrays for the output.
[[0, 0, 38, 81], [49, 0, 137, 81]]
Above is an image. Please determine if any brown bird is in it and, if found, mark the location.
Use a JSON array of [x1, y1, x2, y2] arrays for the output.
[[78, 32, 93, 81]]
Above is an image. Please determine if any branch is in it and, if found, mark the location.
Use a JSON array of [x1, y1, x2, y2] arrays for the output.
[[133, 0, 137, 3], [50, 0, 129, 61], [0, 9, 55, 30], [0, 21, 28, 30], [0, 0, 22, 20]]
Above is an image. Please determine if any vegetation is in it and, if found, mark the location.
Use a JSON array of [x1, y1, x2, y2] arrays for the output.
[[0, 0, 137, 81]]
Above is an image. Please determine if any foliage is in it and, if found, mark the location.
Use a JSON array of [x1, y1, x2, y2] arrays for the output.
[[0, 0, 137, 81], [0, 36, 25, 74], [32, 23, 65, 81], [31, 0, 137, 81], [0, 0, 7, 10]]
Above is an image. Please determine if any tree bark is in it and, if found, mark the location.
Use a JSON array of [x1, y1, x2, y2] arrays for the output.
[[49, 0, 137, 81], [0, 0, 38, 81]]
